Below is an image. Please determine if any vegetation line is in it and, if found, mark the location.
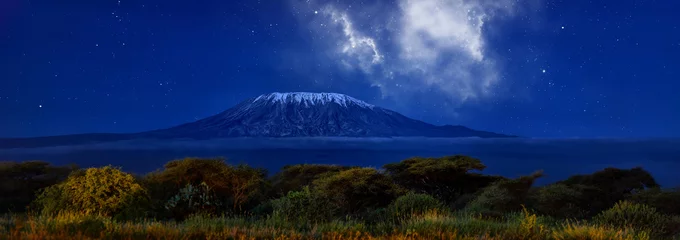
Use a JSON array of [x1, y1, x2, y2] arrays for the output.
[[1, 155, 679, 239]]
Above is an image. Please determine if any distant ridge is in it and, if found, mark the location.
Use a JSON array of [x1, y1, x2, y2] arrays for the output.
[[0, 92, 515, 149]]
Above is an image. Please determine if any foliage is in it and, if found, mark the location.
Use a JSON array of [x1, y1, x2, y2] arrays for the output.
[[32, 166, 148, 220], [387, 192, 445, 221], [627, 187, 680, 215], [527, 183, 587, 219], [142, 158, 267, 215], [164, 182, 221, 220], [557, 167, 659, 217], [269, 164, 354, 197], [3, 156, 678, 239], [0, 161, 76, 213], [466, 171, 543, 216], [269, 186, 337, 224], [383, 155, 505, 204], [312, 168, 405, 215], [593, 200, 679, 237]]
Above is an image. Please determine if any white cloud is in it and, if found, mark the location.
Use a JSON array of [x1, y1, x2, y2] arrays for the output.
[[312, 0, 516, 105], [323, 7, 383, 73]]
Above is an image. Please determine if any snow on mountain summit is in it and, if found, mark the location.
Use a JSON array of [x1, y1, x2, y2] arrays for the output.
[[253, 92, 374, 109]]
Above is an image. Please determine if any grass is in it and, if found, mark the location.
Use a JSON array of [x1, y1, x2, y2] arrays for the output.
[[0, 209, 665, 240]]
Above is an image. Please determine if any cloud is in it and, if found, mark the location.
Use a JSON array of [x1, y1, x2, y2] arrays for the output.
[[308, 0, 517, 106], [322, 6, 383, 73]]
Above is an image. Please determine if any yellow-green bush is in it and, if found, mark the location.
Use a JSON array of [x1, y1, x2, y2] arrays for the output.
[[593, 201, 678, 237], [32, 166, 148, 219], [387, 192, 445, 221]]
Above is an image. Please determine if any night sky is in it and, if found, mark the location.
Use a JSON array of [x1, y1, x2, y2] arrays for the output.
[[1, 0, 679, 138]]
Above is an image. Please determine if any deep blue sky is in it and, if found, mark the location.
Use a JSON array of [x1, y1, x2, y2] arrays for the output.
[[1, 0, 679, 138]]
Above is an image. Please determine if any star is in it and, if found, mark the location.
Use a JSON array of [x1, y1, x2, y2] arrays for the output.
[[561, 26, 565, 29], [542, 69, 546, 73], [314, 10, 318, 14], [38, 105, 42, 108]]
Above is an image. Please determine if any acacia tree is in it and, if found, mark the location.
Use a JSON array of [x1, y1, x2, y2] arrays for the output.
[[383, 155, 505, 204], [312, 168, 405, 215], [227, 164, 267, 212], [0, 161, 76, 213], [269, 164, 355, 197], [143, 158, 267, 215]]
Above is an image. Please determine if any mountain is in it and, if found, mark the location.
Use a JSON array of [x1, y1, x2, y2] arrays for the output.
[[141, 92, 512, 138], [0, 92, 514, 149]]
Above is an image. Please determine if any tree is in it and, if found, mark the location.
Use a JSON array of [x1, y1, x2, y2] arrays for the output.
[[143, 158, 267, 215], [466, 171, 543, 215], [269, 164, 354, 197], [312, 168, 405, 215], [383, 155, 505, 204], [556, 167, 659, 216], [0, 161, 76, 213], [226, 164, 267, 212], [33, 166, 148, 219]]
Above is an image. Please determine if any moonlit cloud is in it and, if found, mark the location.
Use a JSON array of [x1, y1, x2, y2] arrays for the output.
[[308, 0, 517, 106], [323, 6, 383, 73]]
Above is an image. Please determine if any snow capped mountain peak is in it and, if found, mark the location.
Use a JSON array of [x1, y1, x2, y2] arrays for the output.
[[253, 92, 374, 109]]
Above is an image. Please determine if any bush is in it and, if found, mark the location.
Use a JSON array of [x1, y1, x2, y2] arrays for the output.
[[0, 161, 76, 213], [387, 192, 445, 220], [383, 155, 505, 204], [270, 186, 336, 224], [32, 166, 148, 219], [627, 187, 680, 215], [312, 168, 405, 215], [466, 171, 543, 216], [142, 158, 267, 215], [558, 167, 659, 217], [593, 201, 679, 237], [165, 182, 222, 220], [527, 183, 587, 219], [269, 164, 354, 197]]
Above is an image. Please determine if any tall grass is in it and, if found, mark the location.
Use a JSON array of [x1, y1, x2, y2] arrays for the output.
[[0, 209, 663, 240]]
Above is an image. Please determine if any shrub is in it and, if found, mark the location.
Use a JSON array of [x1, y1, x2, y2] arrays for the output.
[[387, 192, 445, 221], [143, 158, 267, 214], [165, 182, 221, 220], [32, 166, 148, 219], [593, 201, 679, 237], [312, 168, 405, 215], [383, 155, 505, 204], [269, 186, 336, 224], [466, 171, 543, 216], [269, 164, 354, 197], [527, 183, 587, 219], [558, 167, 659, 216], [0, 161, 76, 213], [627, 187, 680, 215]]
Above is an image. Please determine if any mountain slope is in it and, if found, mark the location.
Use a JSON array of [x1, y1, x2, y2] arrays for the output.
[[0, 92, 514, 149], [141, 92, 513, 138]]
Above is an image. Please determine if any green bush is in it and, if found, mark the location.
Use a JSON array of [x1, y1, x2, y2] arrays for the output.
[[627, 187, 680, 215], [32, 166, 148, 219], [142, 158, 268, 215], [593, 201, 679, 237], [527, 183, 587, 219], [387, 192, 445, 220], [383, 155, 505, 204], [269, 164, 354, 198], [312, 168, 405, 215], [466, 171, 543, 216], [269, 186, 336, 224], [0, 161, 76, 213], [165, 182, 221, 220], [558, 167, 659, 217]]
